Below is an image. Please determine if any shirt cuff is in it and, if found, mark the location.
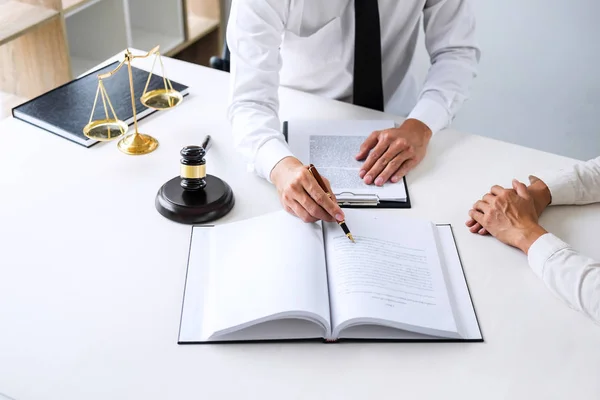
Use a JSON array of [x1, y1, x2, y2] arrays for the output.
[[527, 233, 570, 279], [253, 137, 295, 183], [407, 97, 451, 135], [529, 169, 577, 205]]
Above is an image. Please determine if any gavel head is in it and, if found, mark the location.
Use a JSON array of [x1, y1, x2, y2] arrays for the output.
[[180, 145, 206, 191]]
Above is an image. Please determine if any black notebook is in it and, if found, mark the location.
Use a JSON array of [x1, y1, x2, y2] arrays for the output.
[[178, 208, 483, 344], [283, 120, 411, 208], [12, 61, 189, 147]]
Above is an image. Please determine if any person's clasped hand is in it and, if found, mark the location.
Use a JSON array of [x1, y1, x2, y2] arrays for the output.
[[466, 179, 551, 253], [466, 176, 552, 235], [270, 156, 345, 223], [355, 118, 432, 186]]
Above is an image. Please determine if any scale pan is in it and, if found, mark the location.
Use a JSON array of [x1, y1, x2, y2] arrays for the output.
[[140, 88, 183, 110], [83, 119, 128, 141]]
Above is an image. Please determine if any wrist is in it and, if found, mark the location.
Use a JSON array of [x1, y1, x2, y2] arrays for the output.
[[270, 156, 303, 185], [515, 224, 548, 255], [528, 179, 552, 215], [401, 118, 433, 145], [405, 118, 433, 141]]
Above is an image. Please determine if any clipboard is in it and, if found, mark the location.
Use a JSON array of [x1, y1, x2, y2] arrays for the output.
[[282, 121, 412, 209]]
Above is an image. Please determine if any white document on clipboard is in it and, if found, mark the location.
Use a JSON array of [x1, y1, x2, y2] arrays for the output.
[[285, 120, 408, 205]]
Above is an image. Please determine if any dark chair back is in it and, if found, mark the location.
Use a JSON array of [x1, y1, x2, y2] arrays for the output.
[[209, 41, 230, 72]]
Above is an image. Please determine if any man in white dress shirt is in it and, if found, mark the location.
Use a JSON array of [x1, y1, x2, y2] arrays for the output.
[[466, 157, 600, 325], [227, 0, 480, 223]]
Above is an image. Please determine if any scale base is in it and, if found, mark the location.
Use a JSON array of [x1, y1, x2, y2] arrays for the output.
[[118, 132, 158, 155], [155, 175, 234, 224]]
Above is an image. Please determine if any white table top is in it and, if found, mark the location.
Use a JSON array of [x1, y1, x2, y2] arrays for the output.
[[1, 51, 599, 400]]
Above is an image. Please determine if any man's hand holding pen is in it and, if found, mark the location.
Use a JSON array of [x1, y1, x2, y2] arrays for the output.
[[271, 157, 344, 223]]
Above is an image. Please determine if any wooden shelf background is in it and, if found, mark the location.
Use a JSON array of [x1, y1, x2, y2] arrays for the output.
[[61, 0, 92, 12], [0, 1, 59, 46], [0, 0, 225, 118]]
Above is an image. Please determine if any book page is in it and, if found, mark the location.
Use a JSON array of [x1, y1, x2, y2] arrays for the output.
[[202, 211, 331, 340], [286, 120, 407, 200], [323, 209, 459, 338]]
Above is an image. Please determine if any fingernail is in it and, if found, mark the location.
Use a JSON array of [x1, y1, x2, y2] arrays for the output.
[[365, 175, 372, 184], [335, 213, 344, 222], [375, 177, 383, 186], [391, 176, 398, 183], [359, 170, 366, 178]]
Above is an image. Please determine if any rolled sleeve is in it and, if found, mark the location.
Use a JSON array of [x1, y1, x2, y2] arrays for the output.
[[413, 0, 480, 134], [527, 233, 570, 279], [407, 97, 451, 135], [226, 0, 289, 181], [254, 137, 295, 182], [530, 156, 600, 205], [530, 170, 578, 205]]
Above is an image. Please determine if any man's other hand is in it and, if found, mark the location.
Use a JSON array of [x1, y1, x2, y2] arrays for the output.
[[270, 157, 345, 223], [355, 118, 432, 186]]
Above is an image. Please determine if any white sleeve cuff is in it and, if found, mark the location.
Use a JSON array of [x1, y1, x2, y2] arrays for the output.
[[253, 137, 295, 183], [527, 233, 570, 279], [530, 169, 578, 205], [407, 97, 451, 135]]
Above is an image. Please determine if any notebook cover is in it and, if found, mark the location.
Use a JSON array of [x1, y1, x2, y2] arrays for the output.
[[282, 121, 412, 209], [11, 61, 189, 148], [177, 224, 483, 344]]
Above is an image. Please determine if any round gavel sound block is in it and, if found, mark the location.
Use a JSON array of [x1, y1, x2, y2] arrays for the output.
[[155, 145, 234, 224]]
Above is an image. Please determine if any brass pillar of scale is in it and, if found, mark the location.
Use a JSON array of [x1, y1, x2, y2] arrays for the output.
[[82, 45, 183, 155]]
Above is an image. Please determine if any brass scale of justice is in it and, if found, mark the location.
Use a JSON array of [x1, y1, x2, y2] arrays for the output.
[[82, 45, 234, 224]]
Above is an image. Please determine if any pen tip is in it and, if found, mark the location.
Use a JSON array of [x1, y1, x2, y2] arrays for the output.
[[348, 234, 355, 243]]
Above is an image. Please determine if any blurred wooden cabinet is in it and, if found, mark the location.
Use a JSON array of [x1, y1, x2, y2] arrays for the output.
[[0, 0, 225, 118]]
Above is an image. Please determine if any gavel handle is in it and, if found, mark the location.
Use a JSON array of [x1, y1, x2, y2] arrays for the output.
[[201, 135, 212, 153]]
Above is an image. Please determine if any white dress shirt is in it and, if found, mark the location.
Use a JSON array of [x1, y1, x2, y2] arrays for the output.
[[528, 156, 600, 325], [226, 0, 480, 181]]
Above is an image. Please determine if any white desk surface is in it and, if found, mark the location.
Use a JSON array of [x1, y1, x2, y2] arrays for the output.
[[1, 51, 599, 400]]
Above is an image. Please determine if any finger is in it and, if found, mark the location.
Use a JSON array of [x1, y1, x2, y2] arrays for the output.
[[295, 172, 334, 222], [322, 177, 339, 207], [361, 141, 391, 184], [470, 222, 483, 233], [283, 205, 295, 217], [528, 175, 541, 185], [355, 130, 380, 161], [369, 148, 410, 186], [373, 151, 411, 186], [304, 175, 343, 222], [473, 200, 490, 214], [512, 179, 530, 199], [466, 218, 477, 227], [478, 227, 489, 235], [483, 193, 496, 204], [469, 208, 484, 224], [390, 158, 418, 183], [289, 199, 318, 223], [490, 185, 504, 196]]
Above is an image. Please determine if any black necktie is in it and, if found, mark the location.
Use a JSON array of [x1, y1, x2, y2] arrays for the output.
[[353, 0, 384, 111]]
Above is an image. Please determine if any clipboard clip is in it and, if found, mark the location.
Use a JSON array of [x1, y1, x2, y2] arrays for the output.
[[335, 192, 380, 206]]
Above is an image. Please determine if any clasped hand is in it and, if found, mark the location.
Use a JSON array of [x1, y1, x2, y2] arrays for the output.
[[466, 177, 552, 253]]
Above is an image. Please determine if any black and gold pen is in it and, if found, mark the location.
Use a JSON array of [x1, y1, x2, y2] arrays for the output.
[[307, 164, 355, 243]]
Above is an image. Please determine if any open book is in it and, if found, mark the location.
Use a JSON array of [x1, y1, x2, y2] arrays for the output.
[[178, 209, 482, 343], [284, 120, 410, 207]]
